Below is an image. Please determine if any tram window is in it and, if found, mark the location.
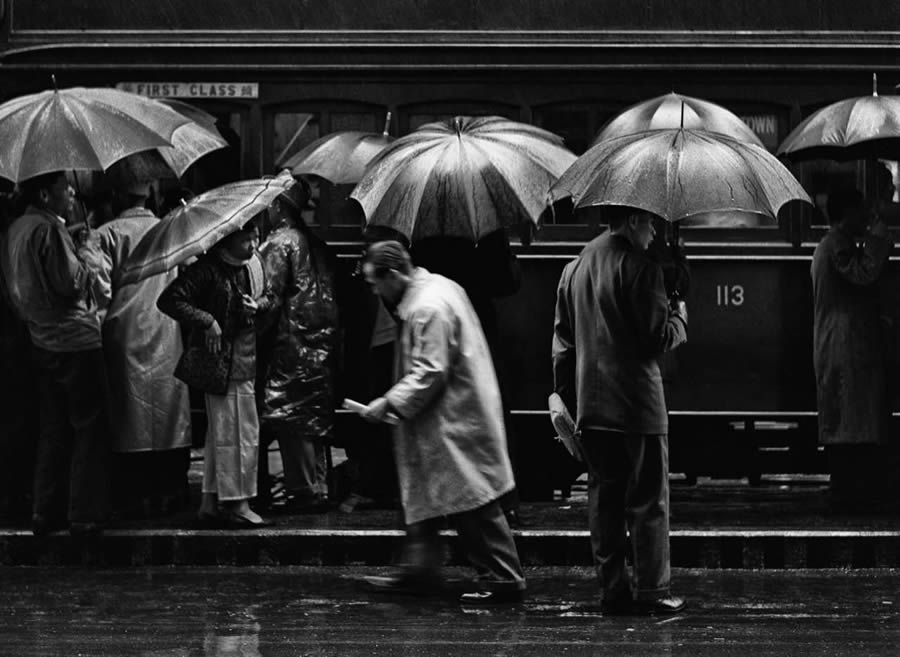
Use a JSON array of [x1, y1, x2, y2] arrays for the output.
[[330, 112, 379, 133], [401, 102, 519, 133], [796, 160, 861, 226], [534, 108, 603, 155], [273, 113, 320, 168]]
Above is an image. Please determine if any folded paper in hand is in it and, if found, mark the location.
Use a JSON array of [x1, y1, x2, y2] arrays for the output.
[[343, 398, 400, 425], [548, 392, 583, 462]]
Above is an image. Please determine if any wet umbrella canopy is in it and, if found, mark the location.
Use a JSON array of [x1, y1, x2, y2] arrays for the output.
[[593, 92, 764, 148], [284, 130, 396, 185], [116, 172, 296, 286], [552, 128, 811, 223], [351, 115, 576, 242], [0, 86, 190, 182], [106, 101, 228, 182], [777, 76, 900, 161]]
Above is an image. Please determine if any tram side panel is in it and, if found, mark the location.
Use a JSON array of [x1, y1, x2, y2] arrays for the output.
[[491, 252, 820, 497]]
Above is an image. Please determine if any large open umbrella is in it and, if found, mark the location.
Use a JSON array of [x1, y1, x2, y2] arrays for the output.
[[552, 128, 811, 223], [593, 92, 764, 148], [0, 85, 190, 182], [284, 113, 396, 184], [777, 76, 900, 161], [351, 115, 576, 242], [116, 172, 295, 286]]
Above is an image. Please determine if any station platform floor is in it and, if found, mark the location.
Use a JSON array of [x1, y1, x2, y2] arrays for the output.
[[2, 463, 898, 569]]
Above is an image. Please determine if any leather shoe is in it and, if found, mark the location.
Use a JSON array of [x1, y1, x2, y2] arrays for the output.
[[459, 590, 525, 605], [223, 512, 273, 529], [362, 574, 444, 597], [633, 596, 686, 616], [196, 511, 225, 528]]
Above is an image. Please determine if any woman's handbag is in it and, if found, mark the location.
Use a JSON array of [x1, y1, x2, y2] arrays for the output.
[[173, 332, 232, 396]]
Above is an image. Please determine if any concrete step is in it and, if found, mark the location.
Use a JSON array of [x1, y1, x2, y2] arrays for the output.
[[3, 527, 900, 569]]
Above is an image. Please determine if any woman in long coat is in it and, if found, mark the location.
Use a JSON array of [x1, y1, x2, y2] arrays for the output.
[[257, 188, 339, 510], [158, 221, 273, 526], [811, 189, 893, 500]]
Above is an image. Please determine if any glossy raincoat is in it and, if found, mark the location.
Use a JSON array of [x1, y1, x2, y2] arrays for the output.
[[811, 225, 892, 445], [384, 268, 514, 525], [93, 207, 191, 453], [258, 219, 338, 440]]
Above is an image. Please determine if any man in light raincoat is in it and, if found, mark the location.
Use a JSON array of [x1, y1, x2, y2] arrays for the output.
[[359, 240, 526, 605], [91, 181, 192, 516]]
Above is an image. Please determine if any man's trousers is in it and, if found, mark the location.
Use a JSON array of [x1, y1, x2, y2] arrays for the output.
[[400, 499, 526, 593], [32, 347, 110, 526], [580, 430, 671, 603]]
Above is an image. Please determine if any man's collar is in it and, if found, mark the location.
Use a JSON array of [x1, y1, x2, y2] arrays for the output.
[[395, 267, 427, 320], [607, 230, 635, 249], [27, 204, 66, 225]]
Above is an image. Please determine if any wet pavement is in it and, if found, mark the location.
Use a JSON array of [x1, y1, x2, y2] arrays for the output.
[[1, 566, 898, 656]]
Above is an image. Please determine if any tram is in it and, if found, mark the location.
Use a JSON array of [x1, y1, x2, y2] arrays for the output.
[[3, 1, 899, 498]]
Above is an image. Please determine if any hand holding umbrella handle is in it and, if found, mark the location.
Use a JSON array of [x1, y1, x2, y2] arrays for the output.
[[670, 299, 688, 327], [204, 320, 222, 354], [869, 216, 889, 239]]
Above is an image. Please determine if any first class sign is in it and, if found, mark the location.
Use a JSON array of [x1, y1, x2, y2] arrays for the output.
[[116, 82, 259, 99]]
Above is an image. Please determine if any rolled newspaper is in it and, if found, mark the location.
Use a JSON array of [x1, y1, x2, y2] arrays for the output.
[[342, 398, 400, 425]]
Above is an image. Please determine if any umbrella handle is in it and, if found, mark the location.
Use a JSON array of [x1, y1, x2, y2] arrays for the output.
[[382, 111, 392, 137]]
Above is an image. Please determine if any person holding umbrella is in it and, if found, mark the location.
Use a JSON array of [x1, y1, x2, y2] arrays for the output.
[[0, 171, 110, 536], [358, 240, 526, 605], [552, 206, 688, 615], [157, 218, 274, 527]]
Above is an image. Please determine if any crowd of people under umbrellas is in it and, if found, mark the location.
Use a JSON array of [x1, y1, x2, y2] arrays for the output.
[[1, 84, 899, 611]]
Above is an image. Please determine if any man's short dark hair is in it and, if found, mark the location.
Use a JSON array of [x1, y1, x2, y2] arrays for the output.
[[826, 188, 864, 225], [365, 240, 413, 276], [19, 171, 66, 205], [604, 205, 654, 230]]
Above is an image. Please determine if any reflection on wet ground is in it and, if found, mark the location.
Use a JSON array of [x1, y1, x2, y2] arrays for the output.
[[0, 567, 898, 656]]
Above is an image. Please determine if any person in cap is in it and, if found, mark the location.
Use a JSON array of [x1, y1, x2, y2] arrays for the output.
[[0, 171, 110, 536], [256, 183, 339, 512], [158, 218, 275, 527], [553, 206, 688, 616], [92, 178, 192, 518], [359, 240, 526, 605]]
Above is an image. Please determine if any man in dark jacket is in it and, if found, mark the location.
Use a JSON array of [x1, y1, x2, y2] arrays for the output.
[[0, 172, 109, 536], [552, 206, 688, 615]]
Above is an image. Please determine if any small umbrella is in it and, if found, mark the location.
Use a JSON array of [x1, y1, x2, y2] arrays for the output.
[[777, 75, 900, 161], [552, 128, 811, 223], [0, 85, 190, 182], [116, 172, 295, 286], [593, 92, 764, 148], [284, 113, 396, 184], [158, 99, 220, 130], [351, 115, 577, 242], [107, 102, 228, 183]]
